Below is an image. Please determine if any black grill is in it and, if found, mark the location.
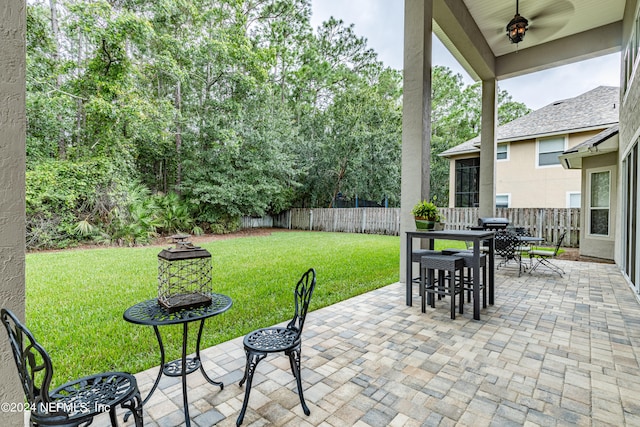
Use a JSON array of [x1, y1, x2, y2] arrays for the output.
[[477, 217, 510, 230]]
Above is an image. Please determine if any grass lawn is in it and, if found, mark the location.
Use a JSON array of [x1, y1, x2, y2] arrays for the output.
[[25, 230, 554, 387], [26, 231, 412, 387]]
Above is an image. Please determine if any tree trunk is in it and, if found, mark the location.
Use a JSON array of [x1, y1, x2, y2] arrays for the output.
[[175, 80, 182, 194], [50, 0, 66, 159]]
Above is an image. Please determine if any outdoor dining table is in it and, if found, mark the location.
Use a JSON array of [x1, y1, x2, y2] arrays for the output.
[[405, 229, 495, 320], [123, 293, 232, 427]]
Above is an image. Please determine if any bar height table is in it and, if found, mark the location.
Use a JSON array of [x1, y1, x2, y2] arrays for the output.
[[406, 229, 495, 320]]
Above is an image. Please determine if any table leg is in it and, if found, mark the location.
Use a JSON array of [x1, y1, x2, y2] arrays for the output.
[[406, 235, 412, 306], [488, 237, 495, 305], [473, 239, 480, 320], [182, 322, 191, 427], [124, 325, 166, 422], [147, 326, 165, 403], [196, 319, 224, 388]]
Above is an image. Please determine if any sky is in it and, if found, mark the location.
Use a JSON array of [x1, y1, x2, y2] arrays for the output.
[[310, 0, 621, 111]]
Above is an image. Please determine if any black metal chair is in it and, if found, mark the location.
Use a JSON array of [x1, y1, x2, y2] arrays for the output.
[[1, 308, 143, 427], [494, 230, 524, 275], [529, 231, 567, 276], [511, 227, 533, 268], [237, 268, 317, 426]]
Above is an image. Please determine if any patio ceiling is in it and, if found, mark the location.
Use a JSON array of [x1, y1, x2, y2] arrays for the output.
[[432, 0, 625, 80]]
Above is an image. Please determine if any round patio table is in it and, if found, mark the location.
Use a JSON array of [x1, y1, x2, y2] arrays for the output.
[[123, 293, 232, 427]]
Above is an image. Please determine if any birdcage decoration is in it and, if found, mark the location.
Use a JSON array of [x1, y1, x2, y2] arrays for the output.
[[157, 234, 212, 312]]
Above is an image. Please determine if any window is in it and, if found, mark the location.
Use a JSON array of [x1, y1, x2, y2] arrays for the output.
[[567, 192, 581, 208], [538, 137, 565, 167], [589, 170, 611, 236], [455, 158, 479, 207], [497, 143, 508, 161], [496, 194, 510, 208]]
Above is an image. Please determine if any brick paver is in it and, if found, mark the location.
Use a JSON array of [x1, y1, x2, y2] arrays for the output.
[[95, 260, 640, 426]]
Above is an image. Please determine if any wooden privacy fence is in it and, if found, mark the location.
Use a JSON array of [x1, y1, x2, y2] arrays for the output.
[[243, 207, 580, 247]]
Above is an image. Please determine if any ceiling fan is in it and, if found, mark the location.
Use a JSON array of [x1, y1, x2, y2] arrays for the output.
[[502, 0, 574, 46], [506, 0, 528, 43]]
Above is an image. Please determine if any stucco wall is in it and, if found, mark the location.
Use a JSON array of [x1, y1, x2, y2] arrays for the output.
[[0, 0, 26, 425], [619, 0, 640, 270], [446, 131, 601, 208], [620, 0, 640, 157]]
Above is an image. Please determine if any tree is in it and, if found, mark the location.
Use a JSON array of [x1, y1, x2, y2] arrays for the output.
[[429, 71, 531, 205]]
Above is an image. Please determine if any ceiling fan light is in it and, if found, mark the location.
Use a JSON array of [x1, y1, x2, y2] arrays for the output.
[[507, 13, 528, 44]]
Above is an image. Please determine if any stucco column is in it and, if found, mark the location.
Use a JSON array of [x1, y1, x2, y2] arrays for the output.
[[0, 1, 26, 425], [400, 0, 433, 283], [479, 79, 497, 217]]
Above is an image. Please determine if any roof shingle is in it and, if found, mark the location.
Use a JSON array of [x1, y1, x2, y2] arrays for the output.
[[441, 86, 620, 157]]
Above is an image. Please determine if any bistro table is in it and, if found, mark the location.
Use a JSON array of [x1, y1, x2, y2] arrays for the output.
[[406, 229, 495, 320], [123, 293, 232, 427]]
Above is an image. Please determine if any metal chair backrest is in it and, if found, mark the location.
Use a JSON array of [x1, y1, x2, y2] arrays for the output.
[[494, 231, 519, 259], [285, 268, 316, 340], [553, 231, 567, 255], [1, 308, 54, 410]]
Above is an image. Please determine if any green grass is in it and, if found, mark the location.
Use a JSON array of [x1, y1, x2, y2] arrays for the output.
[[26, 231, 404, 387], [25, 231, 483, 387]]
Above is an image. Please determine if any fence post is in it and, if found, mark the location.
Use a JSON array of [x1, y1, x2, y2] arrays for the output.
[[309, 209, 313, 231], [361, 209, 367, 233]]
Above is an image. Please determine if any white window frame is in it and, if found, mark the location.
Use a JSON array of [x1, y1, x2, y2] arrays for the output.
[[567, 192, 581, 209], [536, 136, 566, 168], [496, 194, 510, 208], [587, 167, 612, 237], [497, 142, 509, 161]]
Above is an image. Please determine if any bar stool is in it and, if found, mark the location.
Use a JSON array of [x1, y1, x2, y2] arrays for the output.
[[420, 254, 464, 319], [411, 249, 441, 297], [441, 249, 487, 307]]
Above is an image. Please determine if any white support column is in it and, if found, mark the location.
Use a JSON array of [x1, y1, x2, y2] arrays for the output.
[[0, 0, 27, 424], [479, 79, 497, 218], [400, 0, 433, 283]]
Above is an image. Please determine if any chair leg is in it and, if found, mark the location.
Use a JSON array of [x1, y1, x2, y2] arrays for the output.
[[120, 391, 143, 427], [482, 265, 487, 308], [420, 266, 426, 313], [237, 349, 267, 426], [286, 346, 310, 416], [449, 272, 456, 319], [109, 408, 118, 426]]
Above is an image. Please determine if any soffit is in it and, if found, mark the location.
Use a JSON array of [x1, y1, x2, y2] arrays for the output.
[[432, 0, 626, 80]]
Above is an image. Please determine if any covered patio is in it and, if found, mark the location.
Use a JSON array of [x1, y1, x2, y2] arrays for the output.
[[91, 259, 640, 426]]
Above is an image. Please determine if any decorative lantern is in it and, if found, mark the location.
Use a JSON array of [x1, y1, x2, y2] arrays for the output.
[[157, 234, 212, 312]]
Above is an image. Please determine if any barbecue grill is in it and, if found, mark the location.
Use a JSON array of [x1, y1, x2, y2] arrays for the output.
[[477, 217, 510, 230]]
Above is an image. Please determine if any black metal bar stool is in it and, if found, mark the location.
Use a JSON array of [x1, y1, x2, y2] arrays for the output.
[[420, 254, 464, 319]]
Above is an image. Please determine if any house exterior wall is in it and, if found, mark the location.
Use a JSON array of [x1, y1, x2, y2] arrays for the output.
[[618, 0, 640, 287], [446, 130, 602, 208], [579, 153, 618, 260], [0, 0, 27, 425]]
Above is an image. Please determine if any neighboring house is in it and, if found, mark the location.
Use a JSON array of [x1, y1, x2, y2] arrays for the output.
[[440, 86, 620, 209]]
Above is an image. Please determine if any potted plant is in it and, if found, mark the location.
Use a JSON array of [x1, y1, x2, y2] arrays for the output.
[[411, 199, 441, 230]]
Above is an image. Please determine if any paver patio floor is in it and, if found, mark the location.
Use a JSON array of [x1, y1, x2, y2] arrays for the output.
[[96, 259, 640, 426]]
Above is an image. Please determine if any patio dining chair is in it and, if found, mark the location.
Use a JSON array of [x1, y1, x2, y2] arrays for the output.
[[529, 231, 566, 276], [1, 308, 143, 427], [237, 268, 316, 426], [494, 230, 524, 276]]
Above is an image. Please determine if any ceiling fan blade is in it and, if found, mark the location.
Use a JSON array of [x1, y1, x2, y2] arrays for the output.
[[527, 0, 574, 23], [528, 24, 564, 40]]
